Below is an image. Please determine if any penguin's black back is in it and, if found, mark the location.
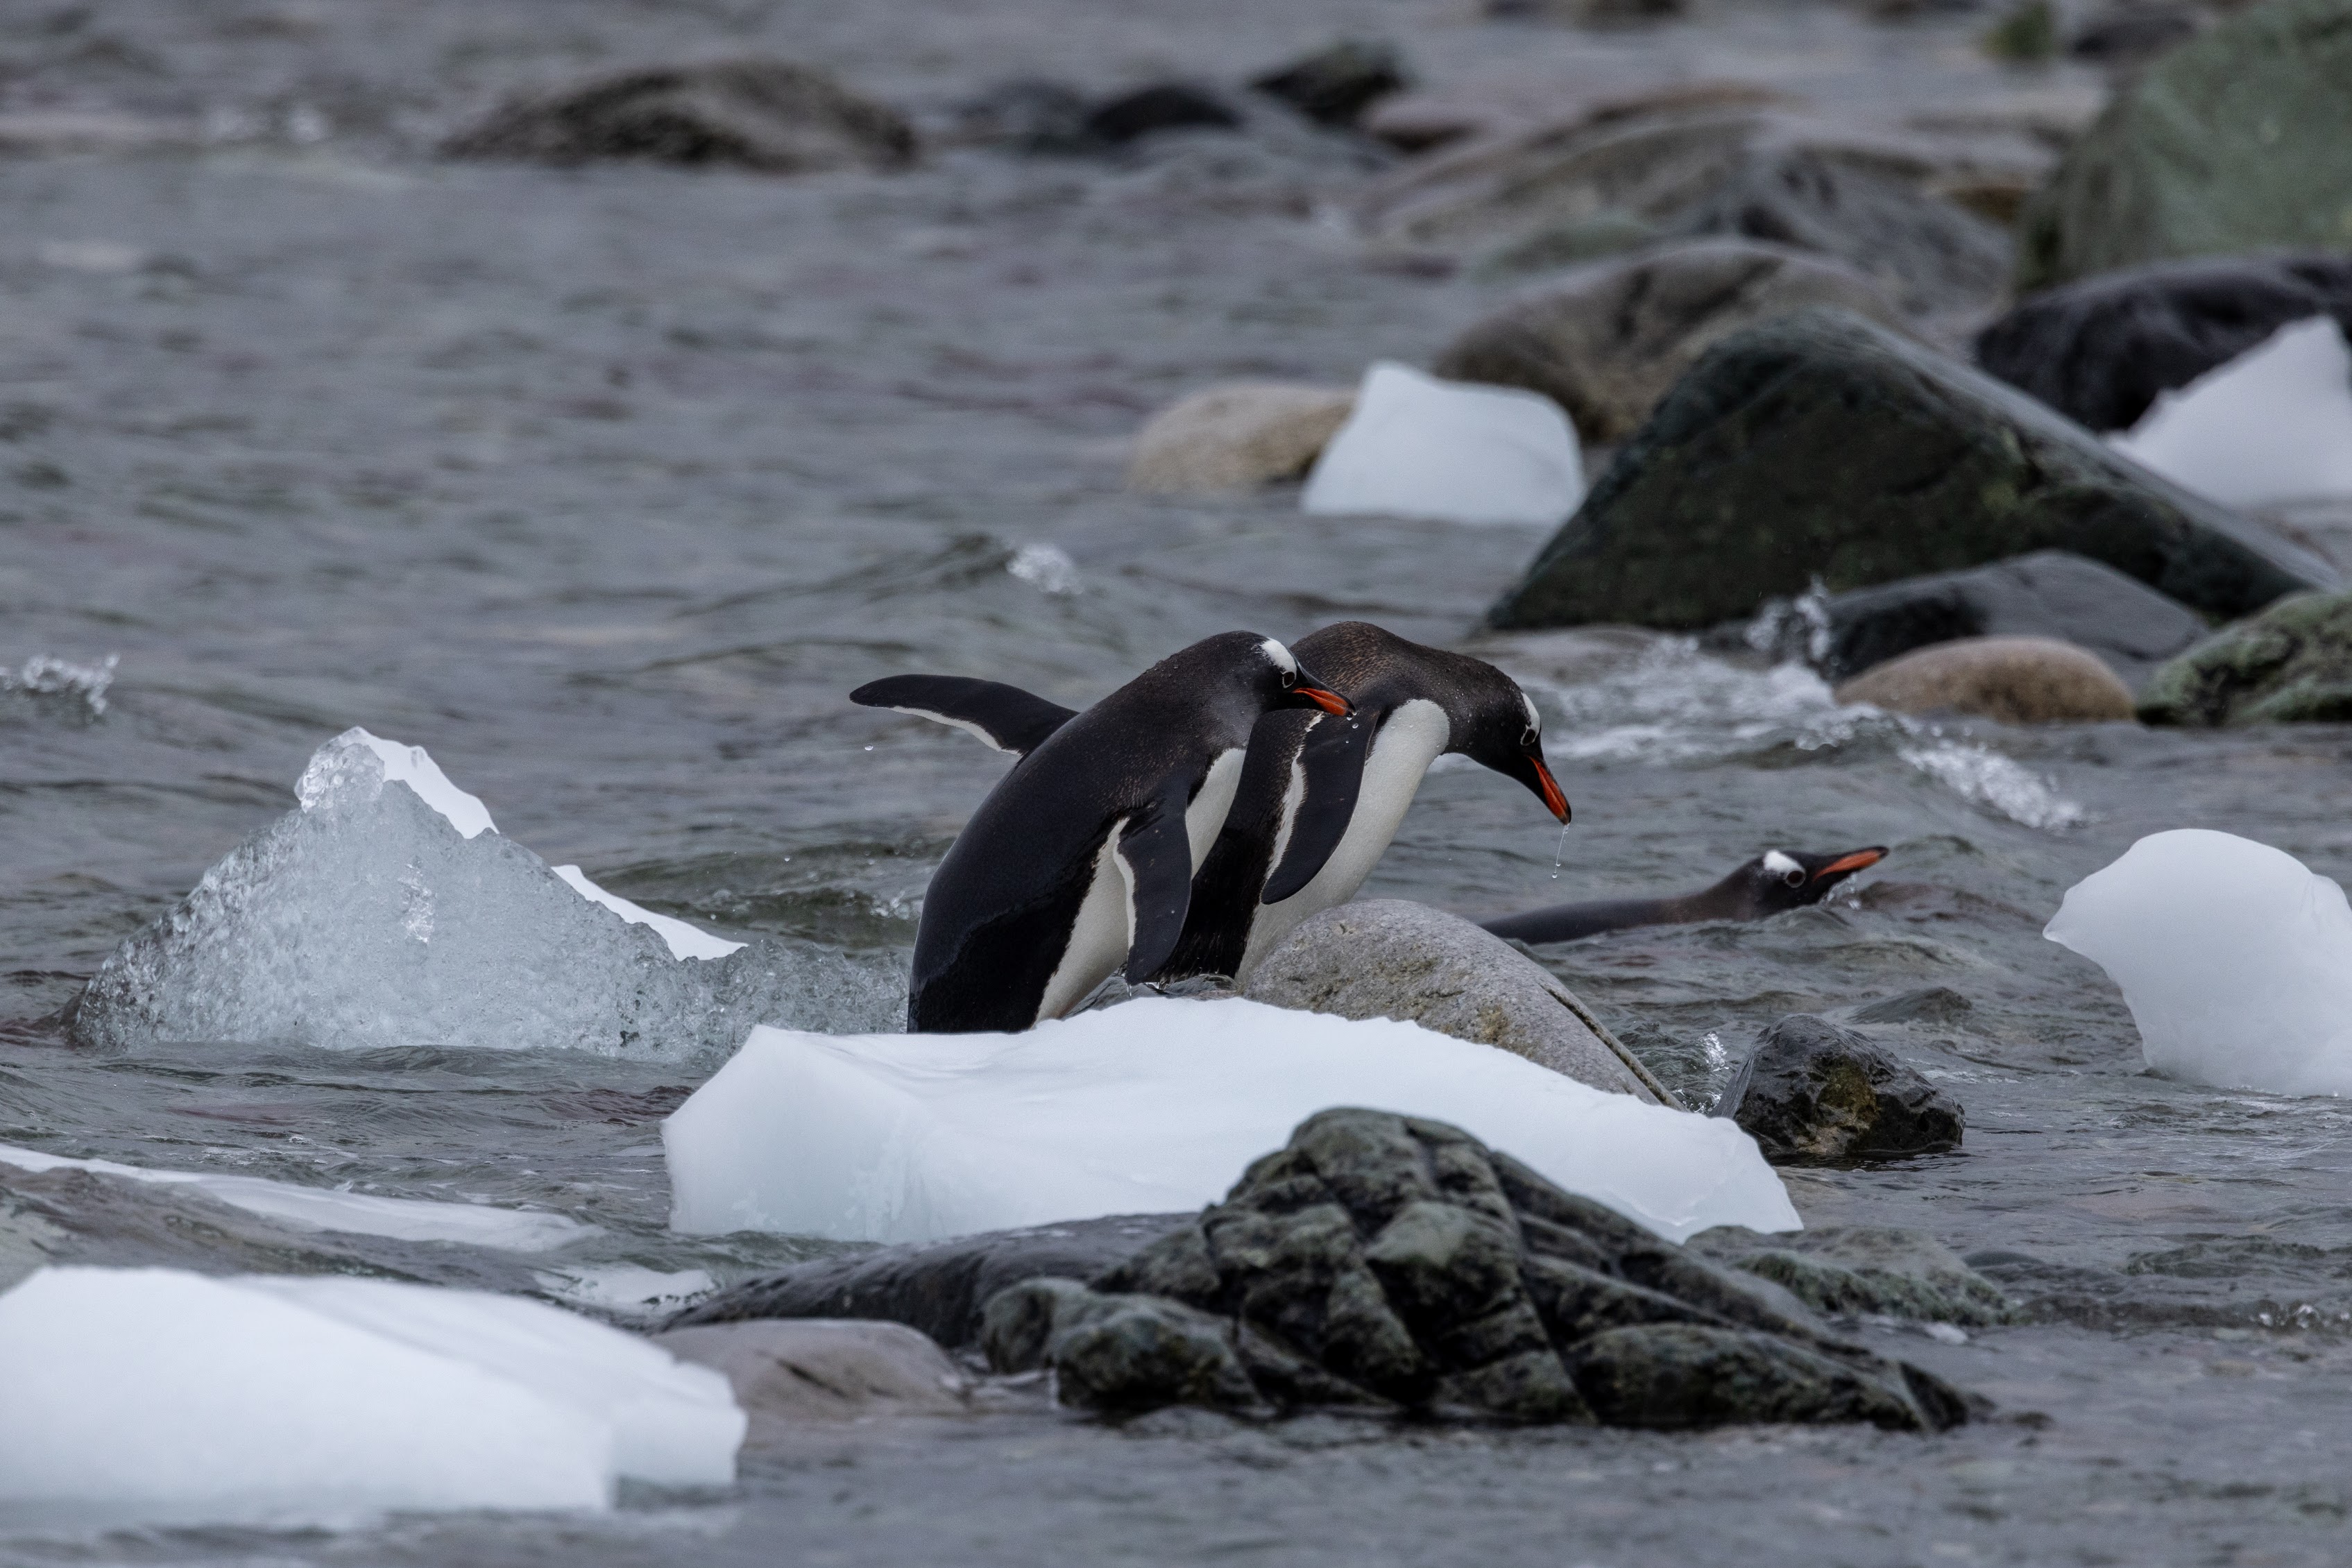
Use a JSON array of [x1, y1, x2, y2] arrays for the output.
[[910, 632, 1276, 1031]]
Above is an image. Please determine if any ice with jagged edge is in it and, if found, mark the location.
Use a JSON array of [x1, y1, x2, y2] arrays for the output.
[[2047, 828, 2352, 1096], [2110, 316, 2352, 508], [1304, 361, 1585, 528], [0, 1266, 742, 1525], [70, 728, 903, 1059], [663, 996, 1798, 1246]]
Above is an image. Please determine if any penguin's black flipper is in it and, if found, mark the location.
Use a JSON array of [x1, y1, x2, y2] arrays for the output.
[[1261, 713, 1375, 904], [850, 676, 1078, 756], [1117, 793, 1198, 983]]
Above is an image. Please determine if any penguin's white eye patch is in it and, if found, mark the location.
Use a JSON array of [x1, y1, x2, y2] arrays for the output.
[[1762, 850, 1803, 878], [1519, 692, 1542, 744], [1259, 638, 1298, 676]]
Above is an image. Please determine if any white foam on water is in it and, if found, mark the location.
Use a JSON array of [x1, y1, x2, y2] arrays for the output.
[[74, 728, 901, 1057], [1302, 361, 1584, 527], [0, 1143, 594, 1251], [662, 996, 1798, 1246], [1007, 542, 1082, 595], [1898, 743, 2086, 831], [2109, 316, 2352, 507], [2046, 828, 2352, 1096], [0, 1266, 742, 1526]]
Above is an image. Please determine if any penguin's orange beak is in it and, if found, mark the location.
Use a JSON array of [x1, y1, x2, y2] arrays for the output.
[[1297, 685, 1352, 717], [1812, 847, 1886, 880], [1532, 758, 1569, 824]]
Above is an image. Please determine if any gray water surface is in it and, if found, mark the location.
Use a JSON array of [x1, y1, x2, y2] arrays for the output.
[[4, 0, 2351, 1562]]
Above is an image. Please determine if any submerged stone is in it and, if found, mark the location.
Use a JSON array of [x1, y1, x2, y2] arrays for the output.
[[1247, 40, 1409, 128], [1721, 1015, 1964, 1165], [2138, 591, 2352, 725], [982, 1109, 1972, 1430], [442, 59, 917, 173], [1484, 308, 2335, 632], [1688, 1225, 2013, 1325], [2014, 0, 2352, 290], [653, 1320, 971, 1435]]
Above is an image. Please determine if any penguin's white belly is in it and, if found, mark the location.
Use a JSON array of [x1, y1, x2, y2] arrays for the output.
[[1036, 748, 1245, 1022], [1238, 700, 1449, 980]]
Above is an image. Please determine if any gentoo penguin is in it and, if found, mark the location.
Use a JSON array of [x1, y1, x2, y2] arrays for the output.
[[1481, 846, 1888, 946], [1162, 621, 1571, 983], [851, 632, 1350, 1032]]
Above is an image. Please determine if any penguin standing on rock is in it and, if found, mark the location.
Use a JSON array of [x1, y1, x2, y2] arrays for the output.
[[1481, 846, 1888, 946], [851, 632, 1351, 1033], [1163, 621, 1572, 983]]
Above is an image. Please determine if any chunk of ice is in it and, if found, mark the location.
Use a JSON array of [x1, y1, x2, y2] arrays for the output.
[[1302, 361, 1584, 527], [2045, 828, 2352, 1096], [0, 1143, 594, 1251], [0, 1267, 742, 1525], [71, 728, 901, 1058], [2108, 316, 2352, 508], [663, 997, 1796, 1245]]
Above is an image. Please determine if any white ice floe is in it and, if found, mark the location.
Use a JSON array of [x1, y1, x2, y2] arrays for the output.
[[71, 728, 899, 1057], [663, 997, 1797, 1246], [0, 1266, 742, 1525], [2045, 828, 2352, 1096], [0, 1143, 593, 1251], [2108, 316, 2352, 508], [1302, 361, 1584, 527]]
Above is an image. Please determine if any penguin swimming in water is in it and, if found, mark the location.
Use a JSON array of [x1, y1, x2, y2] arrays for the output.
[[1161, 621, 1571, 983], [1481, 846, 1887, 946], [851, 631, 1350, 1033]]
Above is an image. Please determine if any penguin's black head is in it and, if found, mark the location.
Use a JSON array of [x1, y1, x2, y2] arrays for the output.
[[1255, 636, 1354, 717], [1440, 661, 1569, 825], [1731, 846, 1889, 916], [1175, 631, 1352, 721]]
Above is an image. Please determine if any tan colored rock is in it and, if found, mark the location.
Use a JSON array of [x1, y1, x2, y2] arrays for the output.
[[652, 1319, 969, 1440], [1126, 382, 1354, 495], [1435, 239, 1907, 443], [1242, 898, 1680, 1105], [1833, 636, 2135, 723]]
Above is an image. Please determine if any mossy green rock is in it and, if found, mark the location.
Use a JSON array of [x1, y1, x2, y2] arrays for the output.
[[2015, 0, 2352, 291], [1485, 308, 2335, 632], [2139, 592, 2352, 724]]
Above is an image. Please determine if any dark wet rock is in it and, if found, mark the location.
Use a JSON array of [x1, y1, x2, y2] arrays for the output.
[[1832, 635, 2137, 723], [1361, 96, 1494, 155], [2015, 0, 2352, 291], [654, 1320, 971, 1435], [1127, 382, 1354, 494], [441, 60, 917, 173], [1434, 239, 1906, 444], [1084, 83, 1242, 146], [1720, 1014, 1964, 1165], [665, 1212, 1188, 1347], [1241, 900, 1677, 1104], [1676, 146, 2013, 316], [951, 78, 1098, 155], [1485, 308, 2337, 632], [1850, 985, 1975, 1026], [981, 1109, 1973, 1429], [1248, 40, 1408, 128], [2138, 590, 2352, 725], [1976, 254, 2352, 434], [1689, 1225, 2013, 1325], [2068, 1, 2201, 63], [1743, 549, 2210, 688], [1980, 0, 2061, 62]]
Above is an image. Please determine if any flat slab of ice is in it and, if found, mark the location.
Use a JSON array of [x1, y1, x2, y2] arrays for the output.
[[2046, 828, 2352, 1096], [2109, 316, 2352, 509], [1302, 361, 1584, 527], [0, 1143, 593, 1251], [663, 997, 1796, 1245], [70, 728, 901, 1058], [0, 1267, 742, 1526]]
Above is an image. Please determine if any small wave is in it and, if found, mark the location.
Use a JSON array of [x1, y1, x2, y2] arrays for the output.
[[1899, 742, 2086, 830], [1, 652, 118, 717], [1538, 639, 1895, 766], [1008, 542, 1082, 595]]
